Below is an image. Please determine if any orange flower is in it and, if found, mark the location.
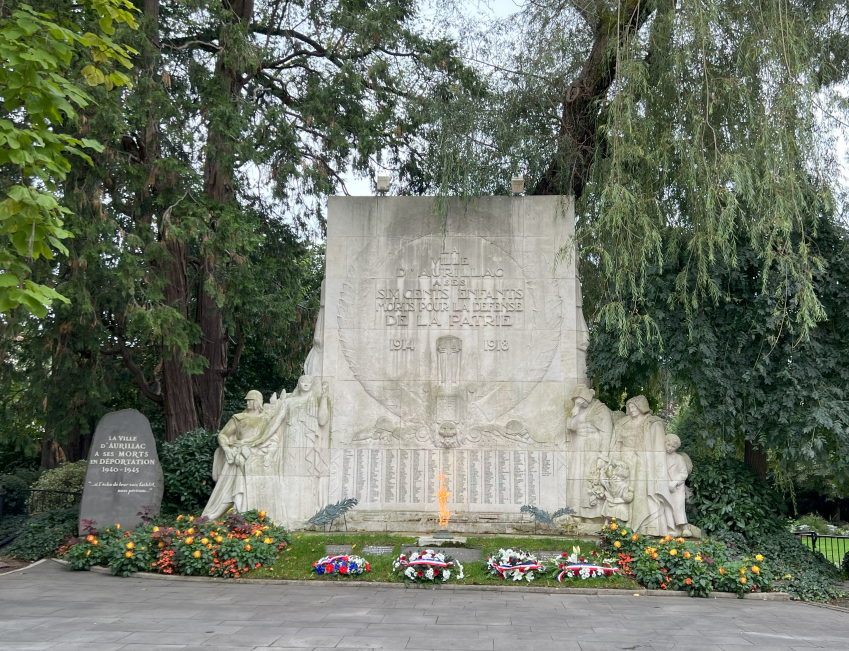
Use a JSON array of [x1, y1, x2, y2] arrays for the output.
[[685, 578, 692, 585], [193, 550, 201, 558], [86, 535, 95, 543], [177, 515, 184, 521], [245, 544, 252, 551], [684, 551, 690, 559], [187, 528, 194, 535], [741, 577, 747, 584], [719, 567, 726, 575], [92, 540, 98, 546], [126, 542, 135, 550], [259, 511, 266, 518], [125, 551, 133, 558], [652, 552, 659, 559], [669, 549, 678, 556], [158, 542, 165, 549], [264, 537, 273, 544], [207, 544, 212, 549], [216, 536, 223, 543], [676, 537, 685, 543], [185, 537, 194, 545], [609, 523, 618, 531], [740, 567, 746, 574], [632, 534, 639, 541], [201, 538, 209, 545], [752, 566, 760, 574]]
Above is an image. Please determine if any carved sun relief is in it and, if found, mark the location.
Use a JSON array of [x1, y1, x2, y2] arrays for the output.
[[339, 235, 563, 447]]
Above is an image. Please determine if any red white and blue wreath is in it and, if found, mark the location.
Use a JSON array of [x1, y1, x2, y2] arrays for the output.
[[551, 547, 619, 581], [312, 554, 370, 576], [485, 548, 545, 582], [393, 549, 464, 583]]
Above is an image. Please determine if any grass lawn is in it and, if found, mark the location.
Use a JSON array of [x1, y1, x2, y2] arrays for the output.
[[249, 532, 639, 589], [799, 535, 848, 566]]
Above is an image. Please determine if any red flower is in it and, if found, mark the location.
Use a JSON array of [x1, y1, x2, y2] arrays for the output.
[[685, 578, 692, 585], [366, 563, 371, 571], [340, 566, 348, 574], [417, 571, 423, 577], [325, 564, 333, 573]]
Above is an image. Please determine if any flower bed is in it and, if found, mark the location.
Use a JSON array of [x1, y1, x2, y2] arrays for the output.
[[602, 519, 774, 597], [485, 548, 544, 582], [60, 510, 289, 578], [312, 554, 370, 576], [393, 548, 464, 584]]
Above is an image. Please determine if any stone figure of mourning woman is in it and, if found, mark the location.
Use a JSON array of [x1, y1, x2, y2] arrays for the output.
[[609, 395, 674, 536], [279, 375, 330, 527]]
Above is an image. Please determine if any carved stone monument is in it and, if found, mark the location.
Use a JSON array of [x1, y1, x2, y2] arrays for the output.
[[303, 196, 589, 533], [203, 196, 697, 537], [79, 409, 163, 534]]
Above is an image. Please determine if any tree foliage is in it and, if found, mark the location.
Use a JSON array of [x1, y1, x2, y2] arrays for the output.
[[0, 0, 136, 316]]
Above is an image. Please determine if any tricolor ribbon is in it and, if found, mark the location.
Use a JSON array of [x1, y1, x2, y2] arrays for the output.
[[399, 558, 454, 568]]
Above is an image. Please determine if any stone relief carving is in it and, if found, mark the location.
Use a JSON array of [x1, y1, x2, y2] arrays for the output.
[[564, 384, 612, 519], [337, 236, 563, 445]]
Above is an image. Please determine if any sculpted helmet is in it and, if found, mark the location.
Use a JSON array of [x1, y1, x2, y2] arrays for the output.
[[571, 384, 595, 404], [244, 390, 263, 403]]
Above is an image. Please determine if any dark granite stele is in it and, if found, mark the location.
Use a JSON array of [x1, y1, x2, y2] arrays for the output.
[[78, 409, 164, 535]]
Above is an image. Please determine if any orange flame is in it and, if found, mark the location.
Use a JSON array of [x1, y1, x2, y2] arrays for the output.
[[437, 471, 451, 528]]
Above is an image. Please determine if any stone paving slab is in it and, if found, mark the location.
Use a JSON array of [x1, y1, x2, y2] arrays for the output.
[[1, 559, 847, 650]]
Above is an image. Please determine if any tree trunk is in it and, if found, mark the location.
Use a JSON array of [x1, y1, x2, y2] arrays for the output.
[[162, 237, 199, 440], [744, 440, 768, 481], [192, 0, 255, 431], [40, 432, 67, 470], [534, 0, 657, 197], [61, 420, 91, 463]]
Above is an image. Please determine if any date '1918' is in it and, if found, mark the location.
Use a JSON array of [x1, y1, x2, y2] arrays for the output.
[[484, 340, 509, 351]]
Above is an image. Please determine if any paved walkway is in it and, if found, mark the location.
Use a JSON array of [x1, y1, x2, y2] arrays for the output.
[[0, 560, 847, 651]]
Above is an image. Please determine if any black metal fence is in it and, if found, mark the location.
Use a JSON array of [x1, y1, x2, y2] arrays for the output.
[[0, 487, 82, 518], [795, 532, 849, 567]]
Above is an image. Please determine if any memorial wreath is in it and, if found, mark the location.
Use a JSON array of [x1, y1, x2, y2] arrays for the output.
[[392, 549, 464, 584], [485, 548, 545, 582], [551, 547, 620, 581], [312, 554, 370, 576]]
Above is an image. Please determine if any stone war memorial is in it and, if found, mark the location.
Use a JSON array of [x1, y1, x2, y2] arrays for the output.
[[79, 409, 164, 534], [205, 196, 696, 537]]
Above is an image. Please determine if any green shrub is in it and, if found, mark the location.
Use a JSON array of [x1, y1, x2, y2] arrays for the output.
[[687, 458, 787, 536], [0, 468, 42, 515], [0, 514, 27, 541], [158, 428, 219, 514], [4, 507, 79, 561], [793, 513, 830, 534], [26, 461, 86, 512]]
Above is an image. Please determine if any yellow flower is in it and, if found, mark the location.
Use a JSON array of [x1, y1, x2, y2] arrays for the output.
[[684, 551, 691, 559], [614, 541, 621, 548], [189, 515, 194, 521], [201, 538, 209, 545], [740, 567, 746, 574], [158, 542, 165, 549], [126, 542, 134, 550], [153, 526, 159, 532], [245, 544, 252, 551], [115, 524, 121, 529], [784, 574, 792, 579], [92, 540, 98, 546], [177, 515, 184, 521], [216, 536, 223, 543], [193, 550, 201, 558], [741, 577, 747, 584], [207, 544, 212, 549], [609, 523, 618, 531], [125, 551, 133, 558], [752, 566, 760, 574], [755, 554, 764, 562], [264, 537, 273, 544], [676, 537, 685, 543], [187, 528, 194, 535], [185, 537, 194, 545], [695, 555, 702, 562], [621, 529, 628, 536], [86, 550, 91, 556], [669, 549, 677, 556], [296, 535, 302, 539], [259, 510, 266, 518]]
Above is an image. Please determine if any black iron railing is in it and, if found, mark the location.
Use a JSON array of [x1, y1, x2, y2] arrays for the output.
[[795, 532, 849, 567], [0, 487, 82, 518]]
